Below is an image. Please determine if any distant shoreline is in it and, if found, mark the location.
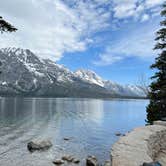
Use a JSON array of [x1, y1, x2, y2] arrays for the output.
[[0, 95, 148, 100]]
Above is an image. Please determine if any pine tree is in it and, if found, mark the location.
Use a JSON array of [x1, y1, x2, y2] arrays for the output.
[[146, 2, 166, 124], [0, 17, 17, 74], [0, 16, 17, 33]]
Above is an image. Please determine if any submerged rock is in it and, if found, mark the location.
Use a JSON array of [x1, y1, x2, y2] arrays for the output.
[[86, 156, 99, 166], [27, 139, 52, 152]]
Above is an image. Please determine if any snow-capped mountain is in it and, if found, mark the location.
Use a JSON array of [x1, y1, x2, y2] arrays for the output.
[[0, 48, 146, 98], [75, 69, 104, 87], [74, 69, 146, 97]]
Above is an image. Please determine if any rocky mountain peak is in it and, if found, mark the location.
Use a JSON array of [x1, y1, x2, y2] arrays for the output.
[[75, 69, 104, 87]]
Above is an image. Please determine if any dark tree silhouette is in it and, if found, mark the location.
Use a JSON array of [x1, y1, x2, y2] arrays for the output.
[[146, 2, 166, 124], [0, 61, 2, 74], [0, 17, 17, 74], [0, 16, 17, 33]]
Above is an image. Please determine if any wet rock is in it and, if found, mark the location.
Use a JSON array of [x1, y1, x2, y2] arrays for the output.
[[103, 160, 111, 166], [27, 139, 52, 152], [86, 156, 99, 166], [63, 137, 70, 141], [115, 132, 126, 137], [143, 161, 162, 166], [53, 159, 64, 165], [73, 158, 80, 164], [62, 155, 74, 162], [115, 132, 122, 136]]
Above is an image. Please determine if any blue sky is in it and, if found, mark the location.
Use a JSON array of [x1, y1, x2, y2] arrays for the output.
[[0, 0, 164, 84], [59, 16, 160, 84]]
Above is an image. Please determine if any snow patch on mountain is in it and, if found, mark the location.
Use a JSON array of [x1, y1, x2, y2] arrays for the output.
[[75, 69, 104, 87], [75, 69, 146, 97]]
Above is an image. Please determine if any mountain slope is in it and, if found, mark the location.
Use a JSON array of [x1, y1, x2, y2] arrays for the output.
[[75, 69, 146, 97], [75, 69, 104, 87], [0, 48, 146, 98]]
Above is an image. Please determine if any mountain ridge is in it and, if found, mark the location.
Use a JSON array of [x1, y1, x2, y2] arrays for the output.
[[0, 48, 146, 98]]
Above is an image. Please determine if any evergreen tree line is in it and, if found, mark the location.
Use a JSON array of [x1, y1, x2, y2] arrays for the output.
[[0, 16, 17, 33], [147, 2, 166, 123]]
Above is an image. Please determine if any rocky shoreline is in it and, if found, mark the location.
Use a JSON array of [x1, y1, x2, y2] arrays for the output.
[[27, 139, 111, 166], [111, 121, 166, 166], [25, 121, 166, 166]]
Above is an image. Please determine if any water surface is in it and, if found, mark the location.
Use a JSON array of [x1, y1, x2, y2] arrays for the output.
[[0, 97, 148, 166]]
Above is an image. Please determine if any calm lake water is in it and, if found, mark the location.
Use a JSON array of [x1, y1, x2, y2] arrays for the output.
[[0, 97, 148, 166]]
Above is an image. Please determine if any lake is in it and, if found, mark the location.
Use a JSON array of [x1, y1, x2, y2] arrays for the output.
[[0, 97, 148, 166]]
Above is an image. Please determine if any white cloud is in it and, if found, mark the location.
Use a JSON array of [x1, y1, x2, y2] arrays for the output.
[[113, 0, 138, 19], [141, 14, 150, 22], [0, 0, 164, 61], [145, 0, 165, 8], [112, 0, 164, 20], [0, 0, 110, 60], [93, 54, 123, 66], [93, 22, 159, 66]]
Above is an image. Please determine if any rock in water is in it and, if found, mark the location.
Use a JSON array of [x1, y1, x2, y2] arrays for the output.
[[27, 140, 52, 152], [73, 158, 80, 164], [115, 132, 122, 136], [53, 159, 64, 165], [62, 155, 74, 162], [143, 161, 162, 166], [104, 160, 111, 166], [86, 156, 99, 166], [63, 137, 70, 141]]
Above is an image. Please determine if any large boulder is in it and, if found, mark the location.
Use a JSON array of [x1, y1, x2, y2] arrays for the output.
[[27, 139, 52, 152], [111, 125, 166, 166]]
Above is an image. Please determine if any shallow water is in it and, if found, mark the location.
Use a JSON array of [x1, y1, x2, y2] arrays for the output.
[[0, 97, 148, 166]]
